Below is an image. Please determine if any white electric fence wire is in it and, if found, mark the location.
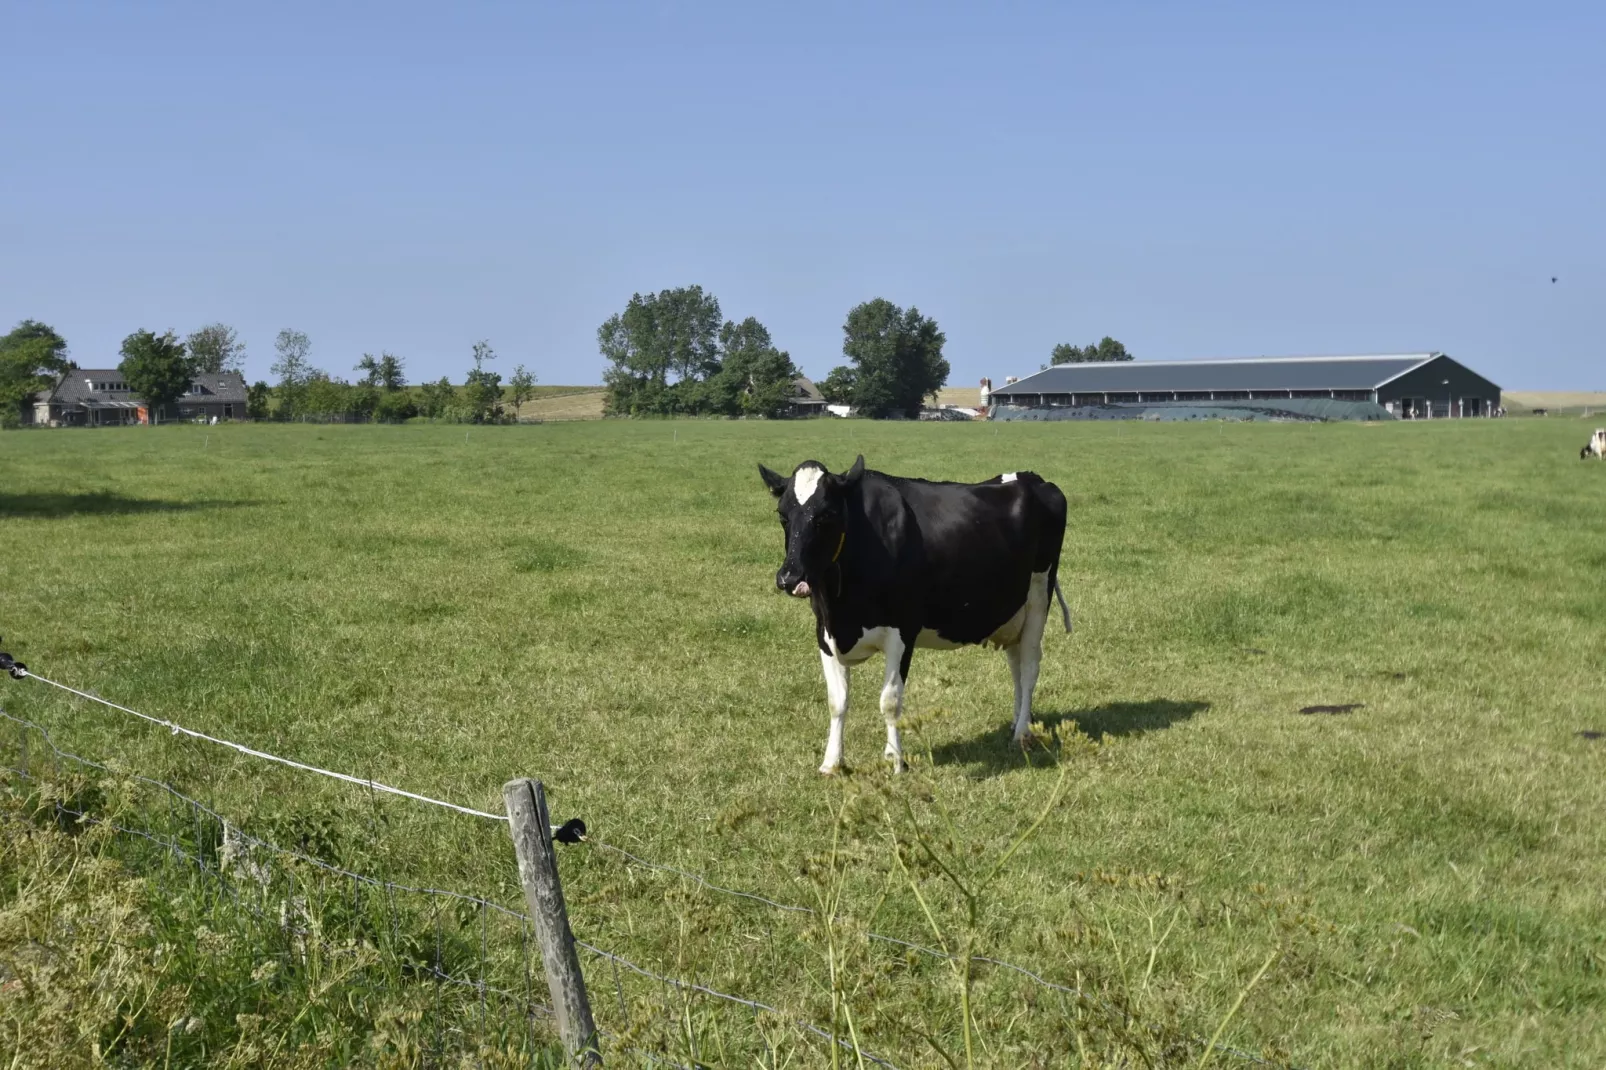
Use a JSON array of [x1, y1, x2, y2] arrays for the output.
[[15, 667, 508, 821]]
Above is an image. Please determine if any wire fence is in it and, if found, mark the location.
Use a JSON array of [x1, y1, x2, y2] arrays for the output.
[[0, 654, 1295, 1069], [0, 696, 912, 1067]]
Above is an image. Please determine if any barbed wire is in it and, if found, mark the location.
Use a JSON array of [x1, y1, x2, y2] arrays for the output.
[[584, 832, 1292, 1069], [589, 833, 1071, 980], [576, 939, 901, 1070], [9, 665, 508, 820], [589, 840, 814, 915]]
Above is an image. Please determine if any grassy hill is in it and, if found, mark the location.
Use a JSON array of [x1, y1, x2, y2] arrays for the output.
[[1503, 391, 1606, 416], [513, 387, 606, 421]]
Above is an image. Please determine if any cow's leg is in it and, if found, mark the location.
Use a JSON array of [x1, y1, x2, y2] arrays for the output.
[[1011, 573, 1052, 743], [880, 632, 914, 773], [1006, 643, 1025, 737], [819, 650, 851, 775]]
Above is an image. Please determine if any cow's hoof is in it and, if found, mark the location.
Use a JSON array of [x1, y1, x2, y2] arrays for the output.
[[818, 764, 840, 776]]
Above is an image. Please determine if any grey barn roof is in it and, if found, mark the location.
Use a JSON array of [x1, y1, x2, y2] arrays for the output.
[[989, 354, 1442, 396]]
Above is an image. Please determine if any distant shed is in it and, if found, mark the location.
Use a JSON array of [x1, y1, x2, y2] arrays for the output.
[[988, 353, 1501, 422]]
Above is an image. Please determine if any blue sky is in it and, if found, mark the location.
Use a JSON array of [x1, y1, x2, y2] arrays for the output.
[[3, 1, 1600, 389]]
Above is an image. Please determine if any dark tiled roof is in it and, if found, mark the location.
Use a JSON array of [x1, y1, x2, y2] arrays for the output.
[[791, 376, 828, 405], [177, 373, 248, 404], [990, 354, 1441, 396], [39, 369, 247, 407]]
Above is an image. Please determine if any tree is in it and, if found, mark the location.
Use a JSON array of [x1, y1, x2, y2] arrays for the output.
[[817, 365, 857, 406], [300, 372, 343, 416], [599, 286, 723, 415], [355, 352, 406, 391], [706, 317, 800, 418], [246, 381, 272, 420], [118, 329, 194, 423], [373, 390, 418, 423], [0, 320, 71, 426], [301, 373, 376, 420], [271, 329, 313, 418], [826, 299, 948, 419], [418, 376, 456, 419], [508, 364, 537, 414], [463, 340, 504, 422], [1050, 337, 1133, 365], [186, 323, 246, 374]]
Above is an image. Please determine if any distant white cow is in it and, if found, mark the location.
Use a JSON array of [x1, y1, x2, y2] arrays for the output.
[[1583, 429, 1606, 461]]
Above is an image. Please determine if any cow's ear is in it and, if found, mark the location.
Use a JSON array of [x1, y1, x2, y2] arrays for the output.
[[841, 455, 866, 486], [758, 464, 788, 498]]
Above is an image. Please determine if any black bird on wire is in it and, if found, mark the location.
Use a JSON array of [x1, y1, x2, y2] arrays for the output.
[[0, 639, 26, 680], [551, 817, 587, 844]]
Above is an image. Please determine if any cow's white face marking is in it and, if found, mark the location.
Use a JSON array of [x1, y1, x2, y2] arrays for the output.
[[1001, 472, 1019, 483], [794, 465, 825, 505]]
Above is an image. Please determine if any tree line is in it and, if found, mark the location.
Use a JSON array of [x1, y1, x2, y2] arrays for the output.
[[5, 311, 1137, 427], [257, 330, 536, 423], [599, 289, 949, 419], [0, 320, 538, 425], [598, 286, 801, 418], [1049, 337, 1133, 365]]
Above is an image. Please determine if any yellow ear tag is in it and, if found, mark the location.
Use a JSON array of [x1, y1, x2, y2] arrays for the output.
[[831, 532, 846, 563]]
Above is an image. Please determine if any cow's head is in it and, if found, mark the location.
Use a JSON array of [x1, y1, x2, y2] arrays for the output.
[[757, 455, 865, 597]]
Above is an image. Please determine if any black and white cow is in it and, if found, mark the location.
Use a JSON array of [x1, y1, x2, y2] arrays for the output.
[[1582, 429, 1605, 460], [758, 455, 1070, 773]]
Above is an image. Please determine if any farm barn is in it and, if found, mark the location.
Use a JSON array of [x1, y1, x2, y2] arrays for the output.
[[988, 352, 1502, 422]]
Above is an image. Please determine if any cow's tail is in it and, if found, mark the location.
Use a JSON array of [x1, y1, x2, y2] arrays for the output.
[[1052, 575, 1072, 634]]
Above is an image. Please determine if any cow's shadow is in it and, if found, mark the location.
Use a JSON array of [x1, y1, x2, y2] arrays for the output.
[[928, 698, 1209, 777], [0, 492, 255, 519]]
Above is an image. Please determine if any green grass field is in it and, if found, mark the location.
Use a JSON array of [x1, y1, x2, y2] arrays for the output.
[[2, 417, 1604, 1068]]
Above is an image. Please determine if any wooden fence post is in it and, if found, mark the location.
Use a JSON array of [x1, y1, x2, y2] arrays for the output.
[[504, 778, 600, 1067]]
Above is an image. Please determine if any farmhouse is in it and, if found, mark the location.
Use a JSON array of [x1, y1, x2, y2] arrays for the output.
[[31, 370, 249, 427], [987, 353, 1502, 422], [788, 375, 829, 415]]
